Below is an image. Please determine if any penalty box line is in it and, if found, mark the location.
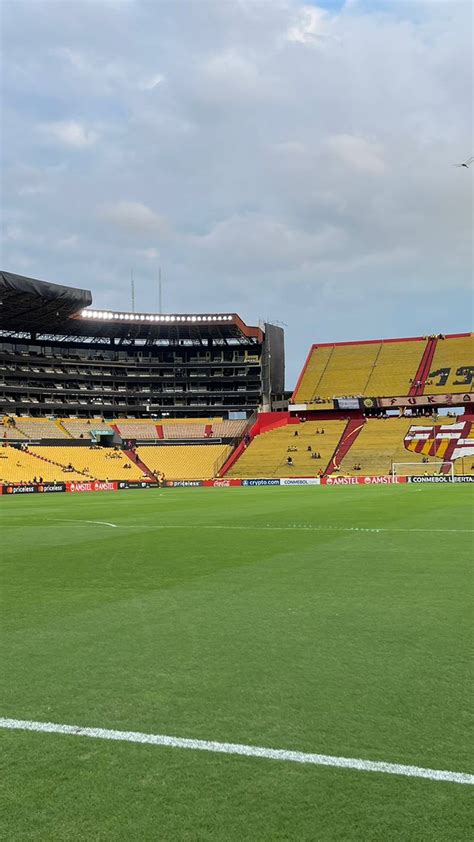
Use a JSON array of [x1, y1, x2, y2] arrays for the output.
[[0, 718, 472, 786]]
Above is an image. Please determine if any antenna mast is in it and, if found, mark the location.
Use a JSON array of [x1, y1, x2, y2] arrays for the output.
[[158, 265, 163, 314], [131, 269, 135, 313]]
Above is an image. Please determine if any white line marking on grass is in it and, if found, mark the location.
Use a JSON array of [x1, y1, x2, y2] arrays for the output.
[[47, 521, 473, 535], [119, 524, 473, 535], [50, 519, 117, 528], [0, 718, 471, 785]]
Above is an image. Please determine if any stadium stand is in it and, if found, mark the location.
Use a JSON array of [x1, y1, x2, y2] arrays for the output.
[[28, 446, 146, 480], [211, 420, 247, 438], [114, 420, 160, 439], [10, 417, 69, 439], [48, 418, 113, 439], [162, 423, 207, 440], [0, 446, 86, 483], [336, 416, 464, 476], [0, 418, 27, 440], [137, 444, 231, 480], [424, 334, 474, 394], [364, 340, 428, 396], [293, 338, 428, 402], [227, 420, 346, 478]]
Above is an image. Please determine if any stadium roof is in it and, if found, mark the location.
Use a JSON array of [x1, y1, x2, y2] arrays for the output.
[[0, 271, 262, 342]]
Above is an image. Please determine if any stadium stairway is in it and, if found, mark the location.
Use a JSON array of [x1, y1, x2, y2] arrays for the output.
[[57, 419, 74, 438], [326, 417, 366, 474], [410, 337, 437, 396], [123, 449, 157, 482]]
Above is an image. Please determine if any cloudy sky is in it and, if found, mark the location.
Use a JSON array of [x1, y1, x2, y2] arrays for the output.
[[1, 0, 472, 386]]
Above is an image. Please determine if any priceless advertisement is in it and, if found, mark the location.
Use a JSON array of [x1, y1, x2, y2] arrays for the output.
[[165, 480, 203, 488], [66, 481, 118, 493], [322, 475, 407, 485], [1, 482, 67, 495]]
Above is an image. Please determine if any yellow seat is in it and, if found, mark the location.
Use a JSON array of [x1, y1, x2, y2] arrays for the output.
[[424, 335, 474, 394], [227, 421, 346, 477], [137, 444, 231, 480]]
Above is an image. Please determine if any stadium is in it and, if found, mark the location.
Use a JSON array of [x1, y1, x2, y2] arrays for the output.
[[1, 270, 473, 838]]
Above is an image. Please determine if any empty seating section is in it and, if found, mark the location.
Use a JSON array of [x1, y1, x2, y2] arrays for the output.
[[0, 446, 86, 483], [137, 444, 231, 479], [163, 424, 206, 440], [227, 421, 346, 478], [294, 339, 430, 401], [424, 335, 474, 394], [317, 343, 382, 396], [211, 420, 247, 438], [364, 340, 427, 396], [12, 418, 69, 439], [28, 446, 145, 480], [294, 346, 333, 402], [115, 421, 159, 439], [58, 419, 113, 438], [338, 417, 461, 476], [0, 420, 26, 440]]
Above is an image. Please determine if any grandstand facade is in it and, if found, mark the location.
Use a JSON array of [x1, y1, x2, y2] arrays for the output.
[[0, 271, 285, 418], [0, 269, 472, 487]]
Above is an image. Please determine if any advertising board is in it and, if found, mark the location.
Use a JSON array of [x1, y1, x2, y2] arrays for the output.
[[279, 478, 321, 486], [241, 479, 281, 486], [321, 475, 407, 485], [165, 480, 203, 488], [203, 479, 243, 487], [66, 481, 118, 493]]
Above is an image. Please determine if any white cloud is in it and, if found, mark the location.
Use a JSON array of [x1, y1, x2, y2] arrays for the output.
[[287, 5, 328, 44], [99, 201, 168, 239], [140, 73, 165, 91], [326, 134, 385, 175], [39, 120, 99, 148]]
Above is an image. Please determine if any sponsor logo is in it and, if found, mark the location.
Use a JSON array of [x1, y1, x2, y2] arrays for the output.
[[325, 476, 360, 485], [6, 485, 36, 494], [37, 483, 65, 493], [407, 475, 452, 483], [67, 481, 117, 493], [279, 478, 321, 486], [242, 479, 281, 486], [118, 481, 158, 490], [453, 475, 474, 483], [323, 475, 406, 486], [165, 480, 203, 488], [203, 479, 243, 488]]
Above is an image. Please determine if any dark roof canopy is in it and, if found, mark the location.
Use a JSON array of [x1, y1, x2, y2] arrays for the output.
[[0, 271, 262, 343], [0, 271, 92, 332]]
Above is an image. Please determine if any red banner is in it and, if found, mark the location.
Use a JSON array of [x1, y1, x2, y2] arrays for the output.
[[66, 481, 118, 493], [202, 479, 242, 487], [321, 475, 407, 485]]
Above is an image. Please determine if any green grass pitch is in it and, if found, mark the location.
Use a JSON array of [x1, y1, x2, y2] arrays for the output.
[[1, 485, 472, 840]]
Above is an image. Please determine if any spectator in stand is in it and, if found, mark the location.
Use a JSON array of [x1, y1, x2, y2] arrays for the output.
[[307, 445, 312, 452], [287, 456, 294, 466], [294, 430, 298, 437]]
